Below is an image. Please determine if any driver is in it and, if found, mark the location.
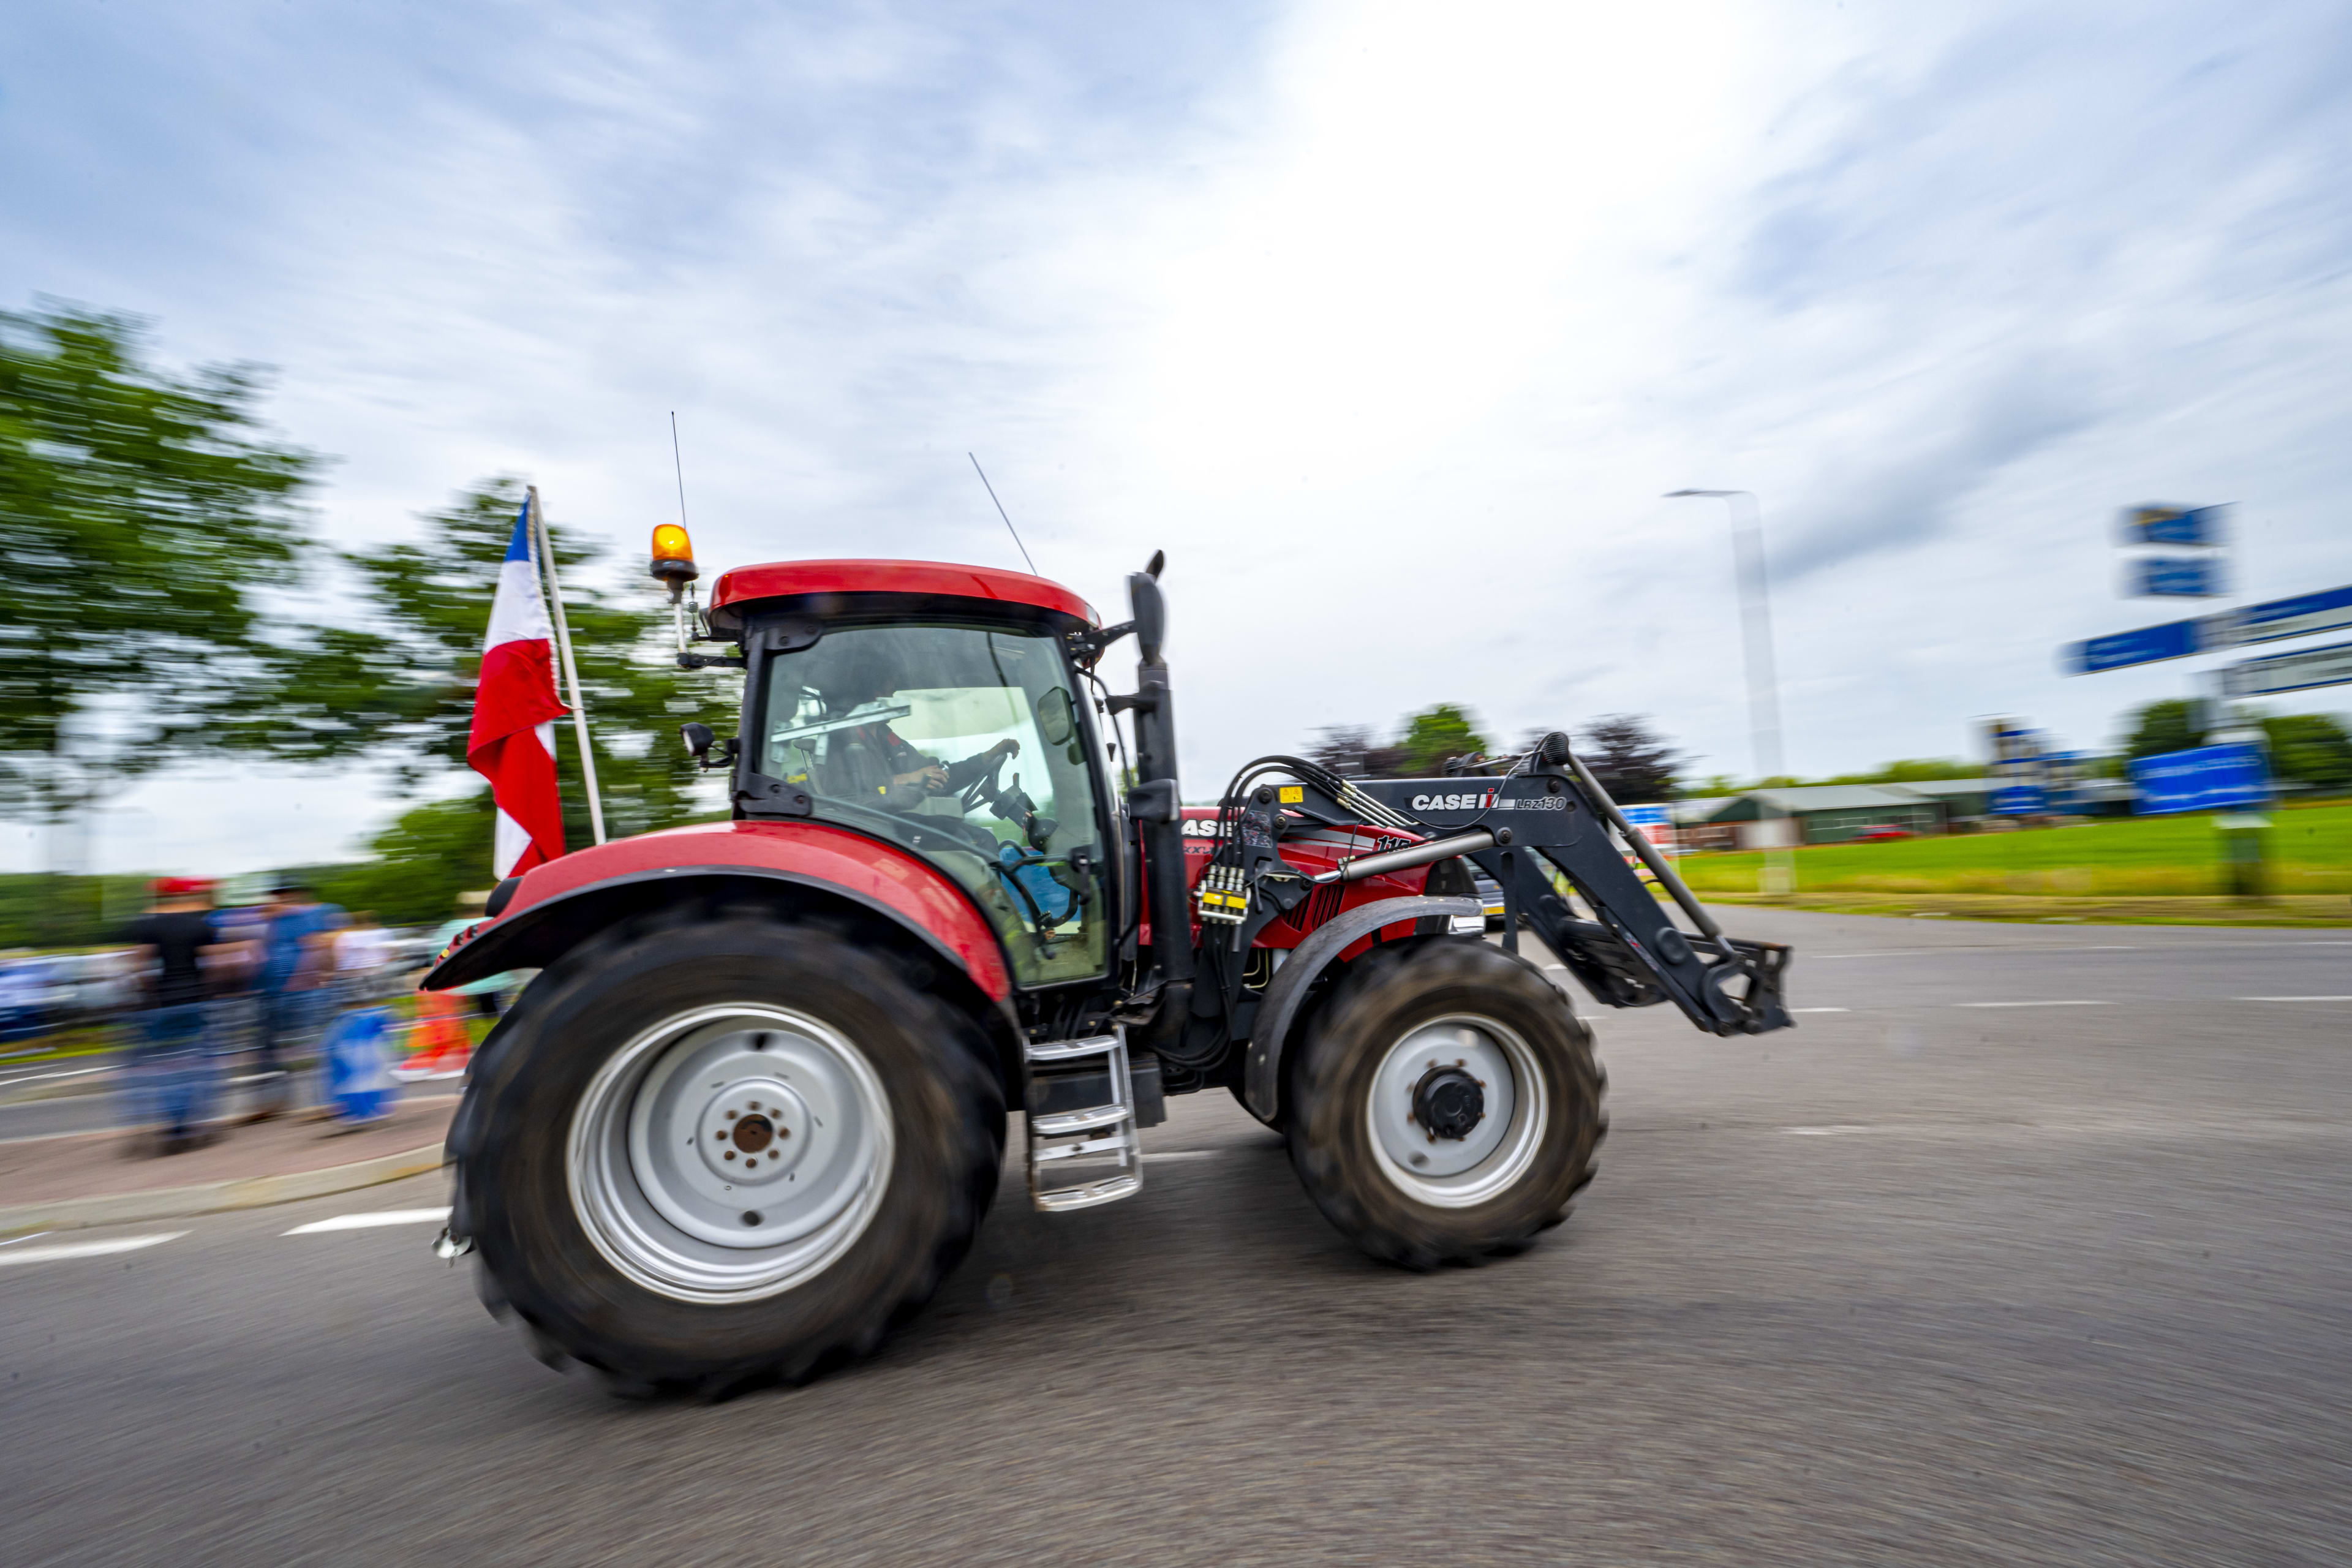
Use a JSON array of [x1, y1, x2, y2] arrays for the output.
[[817, 650, 1017, 813]]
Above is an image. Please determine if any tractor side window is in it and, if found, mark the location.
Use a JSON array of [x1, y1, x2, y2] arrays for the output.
[[758, 620, 1109, 988]]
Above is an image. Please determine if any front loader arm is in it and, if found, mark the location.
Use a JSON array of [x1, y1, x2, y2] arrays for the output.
[[1348, 743, 1792, 1038]]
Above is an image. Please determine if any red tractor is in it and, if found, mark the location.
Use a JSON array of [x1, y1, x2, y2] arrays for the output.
[[426, 538, 1792, 1392]]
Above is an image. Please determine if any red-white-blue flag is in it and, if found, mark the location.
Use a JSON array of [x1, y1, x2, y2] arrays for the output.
[[469, 499, 569, 878]]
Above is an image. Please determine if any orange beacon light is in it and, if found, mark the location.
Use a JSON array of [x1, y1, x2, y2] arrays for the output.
[[651, 523, 696, 589]]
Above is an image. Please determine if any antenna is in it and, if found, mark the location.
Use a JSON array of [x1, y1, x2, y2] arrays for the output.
[[669, 412, 690, 530], [967, 452, 1038, 575]]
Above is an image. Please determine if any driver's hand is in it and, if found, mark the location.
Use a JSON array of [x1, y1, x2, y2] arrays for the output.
[[992, 739, 1020, 760], [889, 765, 947, 794]]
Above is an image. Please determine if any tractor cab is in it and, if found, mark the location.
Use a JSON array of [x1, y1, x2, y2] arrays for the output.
[[706, 560, 1121, 992]]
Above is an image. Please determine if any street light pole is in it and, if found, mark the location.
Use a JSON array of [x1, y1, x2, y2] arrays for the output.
[[1667, 488, 1793, 896]]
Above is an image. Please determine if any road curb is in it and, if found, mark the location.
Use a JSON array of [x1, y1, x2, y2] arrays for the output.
[[0, 1142, 449, 1236]]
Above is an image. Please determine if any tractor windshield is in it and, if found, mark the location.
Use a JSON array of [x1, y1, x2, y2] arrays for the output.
[[756, 619, 1109, 988]]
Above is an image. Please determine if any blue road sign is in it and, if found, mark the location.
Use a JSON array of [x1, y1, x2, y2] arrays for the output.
[[2066, 582, 2352, 675], [2128, 556, 2226, 597], [2064, 617, 2210, 674], [2222, 638, 2352, 698], [2130, 743, 2267, 814], [1989, 785, 2048, 815], [2232, 582, 2352, 647], [2120, 503, 2230, 547]]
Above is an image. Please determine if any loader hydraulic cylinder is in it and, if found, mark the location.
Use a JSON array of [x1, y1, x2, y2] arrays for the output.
[[1310, 827, 1501, 886]]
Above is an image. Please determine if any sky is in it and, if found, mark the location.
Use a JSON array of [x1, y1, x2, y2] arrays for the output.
[[4, 0, 2350, 875]]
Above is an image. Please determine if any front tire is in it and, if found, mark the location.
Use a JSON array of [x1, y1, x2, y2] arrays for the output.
[[461, 914, 1003, 1392], [1286, 940, 1605, 1268]]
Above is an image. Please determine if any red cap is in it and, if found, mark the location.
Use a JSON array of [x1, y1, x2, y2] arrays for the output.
[[153, 876, 211, 897]]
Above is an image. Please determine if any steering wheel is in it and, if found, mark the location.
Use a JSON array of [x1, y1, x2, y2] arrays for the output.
[[957, 747, 1012, 813]]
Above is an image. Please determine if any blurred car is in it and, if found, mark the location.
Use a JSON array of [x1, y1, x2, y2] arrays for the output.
[[1853, 824, 1917, 843], [0, 956, 57, 1043], [0, 951, 137, 1042], [1471, 869, 1509, 931]]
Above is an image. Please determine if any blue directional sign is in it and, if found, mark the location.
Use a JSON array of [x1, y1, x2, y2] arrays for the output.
[[2066, 582, 2352, 675], [2128, 556, 2225, 597], [2064, 617, 2211, 674], [2222, 638, 2352, 698], [2232, 582, 2352, 647], [1989, 785, 2048, 815], [2130, 743, 2267, 814], [2120, 503, 2230, 547]]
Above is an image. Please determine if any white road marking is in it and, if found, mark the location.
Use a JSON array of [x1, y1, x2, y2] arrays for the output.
[[1790, 1007, 1850, 1014], [2237, 996, 2352, 1003], [1145, 1150, 1220, 1162], [1811, 946, 2142, 959], [0, 1064, 112, 1088], [1953, 1000, 2110, 1009], [283, 1207, 452, 1235], [1766, 1119, 2352, 1139], [0, 1232, 184, 1267]]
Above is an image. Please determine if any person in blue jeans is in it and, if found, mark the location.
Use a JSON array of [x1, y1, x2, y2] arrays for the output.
[[119, 877, 238, 1155], [247, 879, 345, 1121]]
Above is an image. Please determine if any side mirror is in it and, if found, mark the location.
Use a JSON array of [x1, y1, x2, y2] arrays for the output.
[[1036, 687, 1077, 747], [1128, 568, 1166, 665]]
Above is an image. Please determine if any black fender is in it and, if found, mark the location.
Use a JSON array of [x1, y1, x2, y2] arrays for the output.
[[1242, 894, 1484, 1123]]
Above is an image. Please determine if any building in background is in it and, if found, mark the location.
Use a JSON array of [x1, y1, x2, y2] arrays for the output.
[[1700, 785, 1949, 848]]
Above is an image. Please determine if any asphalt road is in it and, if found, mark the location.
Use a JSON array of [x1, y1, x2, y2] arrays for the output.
[[5, 908, 2349, 1566]]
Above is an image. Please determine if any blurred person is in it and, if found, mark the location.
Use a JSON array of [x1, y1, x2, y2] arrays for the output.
[[118, 876, 234, 1155], [247, 878, 346, 1120], [334, 912, 393, 982]]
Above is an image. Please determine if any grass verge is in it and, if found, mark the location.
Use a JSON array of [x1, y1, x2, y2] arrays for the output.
[[1675, 799, 2352, 901], [1693, 890, 2352, 927]]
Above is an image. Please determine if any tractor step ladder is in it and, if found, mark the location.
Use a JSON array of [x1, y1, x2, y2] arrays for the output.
[[1024, 1028, 1143, 1212]]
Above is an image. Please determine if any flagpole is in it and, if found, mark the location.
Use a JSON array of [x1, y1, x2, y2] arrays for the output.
[[529, 485, 607, 845]]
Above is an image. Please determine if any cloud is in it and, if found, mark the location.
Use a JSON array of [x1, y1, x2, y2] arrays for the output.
[[1768, 356, 2105, 583], [4, 0, 2351, 876]]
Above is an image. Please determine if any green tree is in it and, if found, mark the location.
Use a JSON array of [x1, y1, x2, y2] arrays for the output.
[[1578, 714, 1683, 802], [2123, 699, 2205, 760], [1820, 758, 1984, 785], [1396, 704, 1486, 775], [2263, 713, 2352, 791], [257, 478, 732, 875], [308, 795, 496, 926], [0, 304, 319, 831]]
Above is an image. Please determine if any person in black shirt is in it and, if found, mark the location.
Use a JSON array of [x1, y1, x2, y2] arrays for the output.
[[119, 877, 239, 1154]]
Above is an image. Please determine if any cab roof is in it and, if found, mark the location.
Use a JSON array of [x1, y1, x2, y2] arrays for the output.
[[708, 559, 1097, 627]]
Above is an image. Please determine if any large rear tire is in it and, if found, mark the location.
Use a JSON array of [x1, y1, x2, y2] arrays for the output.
[[460, 913, 1003, 1392], [1286, 940, 1604, 1268]]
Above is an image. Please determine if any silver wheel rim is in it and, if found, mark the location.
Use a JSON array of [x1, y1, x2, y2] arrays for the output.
[[568, 1004, 893, 1304], [1365, 1012, 1547, 1208]]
